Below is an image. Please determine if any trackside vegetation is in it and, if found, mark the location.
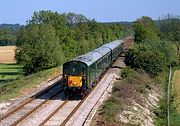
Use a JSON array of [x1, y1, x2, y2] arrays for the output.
[[0, 24, 21, 46], [1, 11, 180, 125], [0, 11, 133, 100], [0, 66, 62, 100], [102, 67, 159, 125], [101, 15, 180, 125], [0, 64, 22, 83], [15, 10, 133, 75], [125, 16, 180, 125]]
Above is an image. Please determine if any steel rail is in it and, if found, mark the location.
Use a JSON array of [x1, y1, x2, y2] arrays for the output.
[[11, 88, 64, 126], [0, 75, 61, 123], [39, 100, 68, 126], [82, 76, 114, 125], [60, 99, 85, 126], [59, 77, 103, 126]]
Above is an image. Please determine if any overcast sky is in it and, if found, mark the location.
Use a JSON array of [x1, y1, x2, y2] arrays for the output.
[[0, 0, 180, 24]]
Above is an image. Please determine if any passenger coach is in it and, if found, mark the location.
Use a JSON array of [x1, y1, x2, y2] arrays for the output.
[[63, 40, 124, 98]]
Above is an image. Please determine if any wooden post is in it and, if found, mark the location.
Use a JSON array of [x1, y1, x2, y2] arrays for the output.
[[54, 68, 57, 77]]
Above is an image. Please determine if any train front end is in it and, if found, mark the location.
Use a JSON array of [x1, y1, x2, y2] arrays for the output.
[[63, 61, 88, 98]]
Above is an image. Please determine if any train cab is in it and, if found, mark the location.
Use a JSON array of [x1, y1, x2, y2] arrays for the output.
[[63, 61, 88, 97]]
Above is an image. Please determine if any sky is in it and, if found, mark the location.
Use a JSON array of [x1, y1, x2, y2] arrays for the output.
[[0, 0, 180, 24]]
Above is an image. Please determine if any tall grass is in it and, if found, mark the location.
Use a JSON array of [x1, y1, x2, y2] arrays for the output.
[[0, 66, 61, 101], [154, 67, 180, 126]]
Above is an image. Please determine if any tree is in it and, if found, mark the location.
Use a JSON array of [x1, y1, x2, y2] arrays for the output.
[[16, 24, 64, 75], [15, 10, 128, 75], [134, 16, 159, 43], [64, 12, 88, 27], [125, 43, 167, 76], [158, 14, 180, 42]]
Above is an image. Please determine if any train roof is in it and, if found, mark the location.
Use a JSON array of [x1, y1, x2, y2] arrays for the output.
[[102, 40, 124, 50], [93, 46, 111, 56], [73, 51, 103, 66], [72, 39, 123, 66]]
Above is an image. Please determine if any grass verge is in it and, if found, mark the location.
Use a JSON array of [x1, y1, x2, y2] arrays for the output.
[[170, 67, 180, 125], [172, 70, 180, 112], [0, 63, 23, 82], [0, 66, 62, 101], [101, 67, 156, 125], [154, 67, 180, 126]]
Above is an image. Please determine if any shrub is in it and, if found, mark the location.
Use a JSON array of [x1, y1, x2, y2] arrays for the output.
[[102, 96, 121, 122], [125, 44, 167, 76], [121, 67, 134, 78]]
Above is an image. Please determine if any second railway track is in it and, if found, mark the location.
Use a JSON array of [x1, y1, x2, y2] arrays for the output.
[[0, 57, 125, 126], [0, 76, 63, 126]]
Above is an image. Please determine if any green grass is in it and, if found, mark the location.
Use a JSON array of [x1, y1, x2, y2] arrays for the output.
[[172, 70, 180, 112], [0, 63, 23, 82], [170, 68, 180, 125], [0, 66, 62, 101], [102, 97, 121, 122]]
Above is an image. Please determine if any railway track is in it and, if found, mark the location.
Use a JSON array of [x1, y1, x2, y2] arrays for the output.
[[66, 57, 124, 126], [0, 76, 109, 126], [0, 57, 124, 126], [0, 76, 63, 126]]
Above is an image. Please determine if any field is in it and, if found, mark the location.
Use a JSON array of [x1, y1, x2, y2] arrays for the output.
[[172, 70, 180, 112], [0, 64, 22, 82], [0, 46, 16, 64], [0, 46, 22, 82]]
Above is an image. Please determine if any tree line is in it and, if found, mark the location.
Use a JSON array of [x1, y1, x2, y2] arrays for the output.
[[15, 10, 133, 75], [124, 15, 180, 125], [0, 24, 21, 46], [125, 16, 180, 76]]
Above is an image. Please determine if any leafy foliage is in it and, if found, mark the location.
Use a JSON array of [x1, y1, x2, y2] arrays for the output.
[[158, 14, 180, 64], [15, 10, 132, 74], [158, 14, 180, 42], [125, 44, 166, 76], [121, 67, 136, 79], [16, 24, 64, 74], [0, 24, 21, 45], [134, 16, 159, 43], [126, 16, 179, 76], [154, 97, 168, 126], [102, 98, 121, 122]]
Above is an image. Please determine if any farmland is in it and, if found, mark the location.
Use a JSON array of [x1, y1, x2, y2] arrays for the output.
[[172, 70, 180, 112], [0, 64, 22, 82], [0, 46, 16, 64], [0, 46, 22, 82]]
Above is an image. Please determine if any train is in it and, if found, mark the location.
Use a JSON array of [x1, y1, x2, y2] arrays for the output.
[[63, 39, 124, 98]]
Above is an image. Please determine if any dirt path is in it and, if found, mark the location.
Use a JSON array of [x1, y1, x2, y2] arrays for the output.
[[172, 70, 180, 112]]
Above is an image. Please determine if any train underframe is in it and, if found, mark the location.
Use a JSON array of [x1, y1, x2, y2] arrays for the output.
[[64, 86, 89, 99]]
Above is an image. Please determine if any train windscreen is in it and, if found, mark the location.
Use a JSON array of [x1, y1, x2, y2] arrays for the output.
[[63, 62, 86, 76]]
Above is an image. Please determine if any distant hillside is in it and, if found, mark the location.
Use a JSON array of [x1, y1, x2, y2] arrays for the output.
[[0, 24, 21, 31], [0, 24, 22, 46], [101, 21, 134, 25]]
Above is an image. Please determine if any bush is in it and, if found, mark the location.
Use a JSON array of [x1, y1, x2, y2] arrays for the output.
[[121, 67, 134, 78], [125, 43, 167, 76], [102, 96, 121, 122], [16, 24, 64, 75]]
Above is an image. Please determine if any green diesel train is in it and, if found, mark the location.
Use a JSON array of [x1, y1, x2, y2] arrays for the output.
[[63, 40, 124, 98]]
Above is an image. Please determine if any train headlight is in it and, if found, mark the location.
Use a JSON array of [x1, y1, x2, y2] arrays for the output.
[[68, 80, 72, 85]]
